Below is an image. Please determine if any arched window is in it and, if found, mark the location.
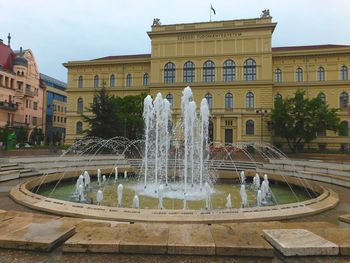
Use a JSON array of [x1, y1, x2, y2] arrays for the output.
[[317, 67, 325, 81], [225, 92, 233, 109], [164, 62, 176, 83], [203, 60, 215, 82], [246, 92, 254, 109], [166, 93, 173, 108], [274, 93, 282, 105], [143, 73, 149, 86], [94, 75, 99, 88], [208, 120, 214, 142], [246, 120, 254, 135], [76, 122, 83, 134], [296, 68, 303, 82], [77, 98, 83, 113], [275, 68, 282, 82], [110, 74, 115, 87], [205, 93, 213, 109], [223, 59, 235, 81], [341, 65, 348, 80], [243, 59, 256, 81], [126, 74, 132, 87], [339, 121, 348, 136], [183, 61, 195, 83], [78, 76, 83, 88], [340, 92, 348, 109], [318, 92, 326, 103]]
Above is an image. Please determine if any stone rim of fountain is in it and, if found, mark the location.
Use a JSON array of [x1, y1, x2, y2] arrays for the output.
[[10, 170, 339, 223]]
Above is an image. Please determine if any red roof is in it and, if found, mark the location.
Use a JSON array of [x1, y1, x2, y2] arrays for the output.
[[92, 54, 151, 61], [0, 42, 15, 70], [272, 44, 350, 52]]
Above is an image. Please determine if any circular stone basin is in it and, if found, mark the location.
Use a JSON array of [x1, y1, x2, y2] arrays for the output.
[[37, 178, 312, 210]]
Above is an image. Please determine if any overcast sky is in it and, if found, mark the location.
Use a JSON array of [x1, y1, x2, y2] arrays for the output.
[[1, 0, 350, 82]]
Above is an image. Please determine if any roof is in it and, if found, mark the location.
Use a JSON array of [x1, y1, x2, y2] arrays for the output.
[[40, 73, 67, 90], [0, 42, 15, 70], [92, 54, 151, 61], [272, 44, 350, 52]]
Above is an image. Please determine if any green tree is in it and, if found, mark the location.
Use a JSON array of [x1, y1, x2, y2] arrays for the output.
[[270, 90, 341, 152], [83, 88, 119, 139], [16, 126, 28, 144], [30, 127, 44, 145], [83, 88, 146, 139]]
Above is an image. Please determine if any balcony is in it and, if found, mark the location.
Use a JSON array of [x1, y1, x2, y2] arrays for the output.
[[25, 88, 34, 97], [0, 101, 18, 111]]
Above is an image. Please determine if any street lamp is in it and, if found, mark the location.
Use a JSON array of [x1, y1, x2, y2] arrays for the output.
[[256, 109, 269, 143]]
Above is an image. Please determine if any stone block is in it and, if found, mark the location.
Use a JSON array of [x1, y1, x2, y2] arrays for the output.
[[263, 229, 339, 256], [0, 219, 75, 251], [168, 224, 215, 255], [210, 224, 273, 257], [119, 223, 168, 254], [63, 225, 126, 253]]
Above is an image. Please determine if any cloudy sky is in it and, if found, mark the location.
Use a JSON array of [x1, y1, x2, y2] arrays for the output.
[[1, 0, 350, 82]]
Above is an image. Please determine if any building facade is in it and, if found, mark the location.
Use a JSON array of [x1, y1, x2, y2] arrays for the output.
[[64, 15, 350, 150], [0, 35, 45, 140], [40, 73, 67, 145]]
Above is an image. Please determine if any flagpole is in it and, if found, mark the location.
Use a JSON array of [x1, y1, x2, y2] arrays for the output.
[[210, 4, 212, 22]]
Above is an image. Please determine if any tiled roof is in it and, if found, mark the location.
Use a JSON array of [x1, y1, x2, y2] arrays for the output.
[[0, 42, 15, 70], [272, 44, 350, 52], [92, 54, 151, 61]]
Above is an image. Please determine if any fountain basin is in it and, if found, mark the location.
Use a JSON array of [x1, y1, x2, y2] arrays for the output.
[[10, 168, 338, 223]]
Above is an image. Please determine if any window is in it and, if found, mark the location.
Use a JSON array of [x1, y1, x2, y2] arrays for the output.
[[246, 120, 254, 135], [203, 60, 215, 82], [341, 65, 348, 80], [25, 115, 28, 124], [32, 117, 37, 126], [318, 92, 326, 103], [339, 121, 348, 136], [223, 59, 235, 81], [340, 92, 348, 109], [166, 94, 173, 108], [76, 122, 83, 134], [110, 74, 115, 87], [183, 61, 195, 83], [58, 105, 60, 112], [225, 92, 233, 109], [243, 59, 256, 81], [26, 99, 29, 108], [275, 68, 282, 82], [164, 62, 176, 83], [296, 68, 303, 82], [246, 92, 254, 109], [143, 73, 149, 86], [94, 75, 99, 88], [78, 76, 83, 88], [205, 93, 213, 109], [126, 74, 132, 87], [77, 98, 83, 113], [33, 101, 38, 110], [317, 67, 325, 81]]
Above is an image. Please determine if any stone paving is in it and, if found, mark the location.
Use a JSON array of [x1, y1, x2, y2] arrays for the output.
[[0, 154, 350, 261]]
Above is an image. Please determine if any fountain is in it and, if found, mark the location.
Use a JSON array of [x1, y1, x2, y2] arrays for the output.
[[132, 195, 139, 209], [117, 184, 123, 207], [97, 169, 101, 186], [27, 86, 326, 221]]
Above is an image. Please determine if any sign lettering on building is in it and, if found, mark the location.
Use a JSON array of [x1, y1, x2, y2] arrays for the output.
[[178, 32, 242, 41]]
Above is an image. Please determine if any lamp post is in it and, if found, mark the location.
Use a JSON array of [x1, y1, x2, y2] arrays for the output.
[[256, 109, 269, 143]]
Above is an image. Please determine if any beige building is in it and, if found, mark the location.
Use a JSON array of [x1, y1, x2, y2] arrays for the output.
[[64, 15, 350, 150]]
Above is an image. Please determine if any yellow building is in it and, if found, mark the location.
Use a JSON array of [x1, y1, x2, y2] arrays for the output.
[[63, 15, 350, 150]]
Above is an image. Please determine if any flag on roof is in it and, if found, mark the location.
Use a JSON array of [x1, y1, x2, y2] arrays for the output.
[[211, 4, 216, 15]]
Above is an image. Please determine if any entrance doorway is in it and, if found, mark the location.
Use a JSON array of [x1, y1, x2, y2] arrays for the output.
[[225, 129, 233, 144]]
